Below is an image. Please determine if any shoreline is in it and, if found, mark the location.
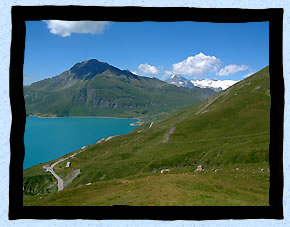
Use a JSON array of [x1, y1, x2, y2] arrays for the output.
[[28, 115, 143, 121]]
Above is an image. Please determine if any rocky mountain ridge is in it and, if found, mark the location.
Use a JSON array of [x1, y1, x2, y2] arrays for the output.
[[24, 59, 216, 119]]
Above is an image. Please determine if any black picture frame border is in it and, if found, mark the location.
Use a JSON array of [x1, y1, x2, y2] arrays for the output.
[[9, 6, 284, 220]]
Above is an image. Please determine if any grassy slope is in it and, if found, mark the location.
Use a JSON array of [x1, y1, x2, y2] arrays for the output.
[[23, 66, 270, 206]]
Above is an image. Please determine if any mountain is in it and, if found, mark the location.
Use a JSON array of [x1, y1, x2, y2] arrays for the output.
[[165, 74, 195, 88], [24, 59, 215, 119], [23, 66, 270, 206], [191, 79, 239, 92], [165, 74, 238, 92]]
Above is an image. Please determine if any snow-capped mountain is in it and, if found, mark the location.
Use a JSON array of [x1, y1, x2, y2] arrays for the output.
[[191, 79, 239, 92], [165, 74, 195, 88], [165, 74, 239, 92]]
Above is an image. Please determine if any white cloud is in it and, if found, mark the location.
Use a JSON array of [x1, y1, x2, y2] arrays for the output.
[[137, 63, 160, 75], [217, 64, 248, 76], [44, 21, 110, 37], [242, 71, 256, 78], [172, 52, 221, 77]]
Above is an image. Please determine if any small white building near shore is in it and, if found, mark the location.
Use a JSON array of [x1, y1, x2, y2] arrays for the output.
[[66, 162, 71, 168]]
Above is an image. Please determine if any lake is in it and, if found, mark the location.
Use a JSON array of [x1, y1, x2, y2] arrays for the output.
[[23, 116, 139, 170]]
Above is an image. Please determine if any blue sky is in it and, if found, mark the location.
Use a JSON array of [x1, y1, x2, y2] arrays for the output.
[[23, 21, 269, 85]]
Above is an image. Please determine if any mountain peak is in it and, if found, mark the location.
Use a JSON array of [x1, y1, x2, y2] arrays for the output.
[[69, 59, 110, 80], [166, 74, 194, 88], [171, 74, 186, 80], [67, 59, 139, 80], [70, 59, 102, 69]]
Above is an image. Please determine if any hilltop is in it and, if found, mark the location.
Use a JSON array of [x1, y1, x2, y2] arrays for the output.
[[23, 66, 270, 206], [24, 59, 215, 120]]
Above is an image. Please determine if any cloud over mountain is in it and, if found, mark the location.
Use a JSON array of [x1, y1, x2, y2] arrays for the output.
[[172, 53, 221, 77], [135, 53, 250, 80], [137, 63, 160, 75], [45, 21, 110, 37], [217, 64, 248, 76]]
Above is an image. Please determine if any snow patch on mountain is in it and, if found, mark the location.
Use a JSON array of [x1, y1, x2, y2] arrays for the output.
[[191, 79, 239, 91], [165, 74, 239, 92]]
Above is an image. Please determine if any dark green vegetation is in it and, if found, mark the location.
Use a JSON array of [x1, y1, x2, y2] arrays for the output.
[[24, 59, 215, 119], [23, 66, 271, 206], [23, 167, 57, 196]]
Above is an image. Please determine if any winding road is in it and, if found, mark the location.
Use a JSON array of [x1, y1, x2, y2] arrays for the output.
[[46, 158, 65, 191], [45, 150, 83, 191], [46, 136, 113, 191]]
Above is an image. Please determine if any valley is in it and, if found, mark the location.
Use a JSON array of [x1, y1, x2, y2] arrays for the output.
[[23, 66, 271, 206]]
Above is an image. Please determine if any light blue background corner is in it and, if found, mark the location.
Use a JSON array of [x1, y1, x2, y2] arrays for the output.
[[0, 1, 289, 226]]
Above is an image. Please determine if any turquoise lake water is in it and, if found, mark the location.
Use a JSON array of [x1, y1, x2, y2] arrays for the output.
[[23, 116, 139, 170]]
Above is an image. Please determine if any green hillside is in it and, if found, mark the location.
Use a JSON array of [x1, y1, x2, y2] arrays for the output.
[[23, 66, 270, 206], [24, 59, 215, 120]]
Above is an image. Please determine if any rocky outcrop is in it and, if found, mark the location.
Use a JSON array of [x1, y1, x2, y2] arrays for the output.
[[163, 126, 176, 143], [195, 165, 204, 172]]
